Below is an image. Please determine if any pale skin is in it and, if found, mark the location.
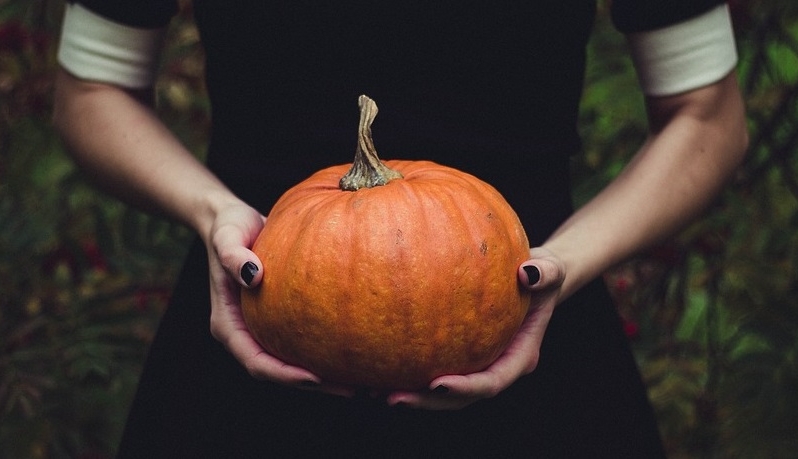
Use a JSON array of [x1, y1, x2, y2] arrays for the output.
[[53, 64, 748, 409]]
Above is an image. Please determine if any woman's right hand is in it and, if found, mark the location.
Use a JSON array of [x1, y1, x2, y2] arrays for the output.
[[204, 200, 356, 398]]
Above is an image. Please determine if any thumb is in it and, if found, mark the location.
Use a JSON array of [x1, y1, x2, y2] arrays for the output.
[[518, 258, 564, 292], [212, 228, 264, 288], [239, 256, 263, 287]]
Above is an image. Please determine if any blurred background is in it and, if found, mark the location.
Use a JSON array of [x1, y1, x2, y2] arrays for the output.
[[1, 1, 796, 457]]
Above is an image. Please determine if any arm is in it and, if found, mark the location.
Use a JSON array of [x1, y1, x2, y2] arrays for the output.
[[389, 2, 748, 410], [389, 70, 747, 410], [52, 68, 353, 395], [52, 68, 234, 234], [544, 70, 748, 301]]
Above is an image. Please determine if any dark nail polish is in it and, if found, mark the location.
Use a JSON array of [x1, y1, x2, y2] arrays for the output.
[[241, 261, 258, 285], [300, 379, 320, 388], [523, 265, 540, 286], [432, 385, 449, 395]]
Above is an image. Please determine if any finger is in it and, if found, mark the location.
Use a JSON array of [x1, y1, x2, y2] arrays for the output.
[[388, 304, 554, 410], [310, 382, 359, 398], [431, 341, 535, 400], [386, 351, 529, 410], [518, 258, 563, 291], [210, 314, 353, 399], [212, 228, 264, 287], [387, 366, 514, 409], [223, 326, 318, 384], [239, 259, 262, 287], [386, 385, 476, 411], [228, 333, 356, 397]]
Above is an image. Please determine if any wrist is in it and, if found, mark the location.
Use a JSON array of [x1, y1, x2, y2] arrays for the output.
[[190, 187, 246, 243], [538, 238, 600, 302]]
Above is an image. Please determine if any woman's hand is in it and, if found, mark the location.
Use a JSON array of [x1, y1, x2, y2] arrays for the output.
[[385, 247, 565, 410], [204, 201, 355, 398], [52, 70, 356, 395]]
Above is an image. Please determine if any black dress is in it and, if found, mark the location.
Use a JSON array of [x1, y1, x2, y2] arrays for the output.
[[67, 1, 722, 456]]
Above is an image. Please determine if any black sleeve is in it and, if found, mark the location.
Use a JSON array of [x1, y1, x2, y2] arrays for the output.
[[68, 0, 179, 28], [610, 0, 727, 33]]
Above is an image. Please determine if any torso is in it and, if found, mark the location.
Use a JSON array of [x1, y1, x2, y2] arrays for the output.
[[193, 1, 596, 243]]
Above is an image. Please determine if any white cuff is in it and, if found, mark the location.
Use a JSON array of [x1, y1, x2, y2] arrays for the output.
[[627, 4, 738, 97], [57, 3, 166, 88]]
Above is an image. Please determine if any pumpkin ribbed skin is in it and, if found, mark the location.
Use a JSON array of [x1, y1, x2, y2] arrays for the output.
[[240, 159, 531, 390]]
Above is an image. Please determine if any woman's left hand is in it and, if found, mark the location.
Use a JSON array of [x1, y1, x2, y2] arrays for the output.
[[385, 247, 565, 410]]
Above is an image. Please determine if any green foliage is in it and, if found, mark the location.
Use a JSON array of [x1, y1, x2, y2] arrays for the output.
[[589, 1, 798, 457], [0, 1, 200, 457], [0, 0, 796, 457]]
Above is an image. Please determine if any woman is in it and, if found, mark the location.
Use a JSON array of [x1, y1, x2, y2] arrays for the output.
[[53, 1, 747, 457]]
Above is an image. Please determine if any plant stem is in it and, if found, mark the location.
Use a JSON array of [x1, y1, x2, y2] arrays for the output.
[[339, 95, 403, 191]]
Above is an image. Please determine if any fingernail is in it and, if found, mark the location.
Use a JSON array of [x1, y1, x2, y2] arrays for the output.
[[241, 261, 258, 285], [432, 385, 449, 394], [300, 379, 320, 388], [523, 265, 540, 286]]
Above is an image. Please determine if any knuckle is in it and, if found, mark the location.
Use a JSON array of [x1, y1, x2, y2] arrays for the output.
[[217, 248, 239, 271], [208, 309, 224, 340], [523, 351, 540, 375], [483, 385, 502, 399], [208, 314, 235, 355], [475, 376, 503, 400], [209, 321, 223, 342], [211, 227, 239, 263], [243, 359, 262, 379], [210, 226, 228, 251]]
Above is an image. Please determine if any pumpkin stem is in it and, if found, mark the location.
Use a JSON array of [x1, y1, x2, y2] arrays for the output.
[[339, 95, 403, 191]]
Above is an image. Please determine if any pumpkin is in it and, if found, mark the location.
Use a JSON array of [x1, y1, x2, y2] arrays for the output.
[[240, 95, 531, 390]]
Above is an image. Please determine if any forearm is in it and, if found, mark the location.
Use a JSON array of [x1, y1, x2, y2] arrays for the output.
[[52, 68, 237, 241], [543, 72, 748, 300]]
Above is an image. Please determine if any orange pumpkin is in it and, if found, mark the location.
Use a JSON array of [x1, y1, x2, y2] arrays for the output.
[[241, 95, 530, 390]]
